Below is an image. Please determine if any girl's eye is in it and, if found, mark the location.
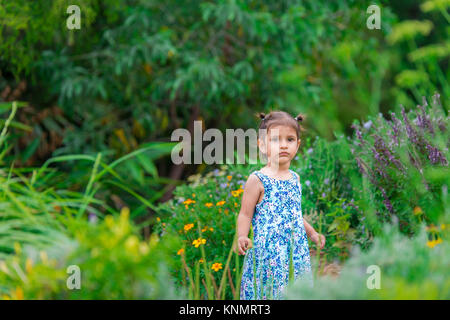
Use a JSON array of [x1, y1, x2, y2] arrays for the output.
[[288, 138, 294, 142]]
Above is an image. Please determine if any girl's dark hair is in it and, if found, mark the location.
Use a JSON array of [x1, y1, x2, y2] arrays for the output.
[[255, 111, 306, 139]]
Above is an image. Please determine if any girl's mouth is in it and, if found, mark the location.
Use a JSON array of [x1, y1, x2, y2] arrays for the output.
[[279, 152, 289, 157]]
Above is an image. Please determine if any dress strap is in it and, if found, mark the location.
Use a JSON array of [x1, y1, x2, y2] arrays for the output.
[[252, 170, 268, 188], [290, 169, 302, 193]]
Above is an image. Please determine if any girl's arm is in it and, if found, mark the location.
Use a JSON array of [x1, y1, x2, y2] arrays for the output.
[[303, 217, 326, 249], [303, 218, 318, 238], [236, 174, 261, 239], [235, 174, 262, 255]]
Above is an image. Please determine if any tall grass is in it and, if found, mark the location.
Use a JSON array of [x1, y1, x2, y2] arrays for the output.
[[0, 101, 175, 258]]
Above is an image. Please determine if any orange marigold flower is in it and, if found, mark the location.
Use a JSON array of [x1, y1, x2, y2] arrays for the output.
[[227, 175, 232, 181], [183, 199, 196, 205], [216, 200, 226, 206], [184, 223, 194, 231], [413, 206, 423, 215], [192, 238, 206, 248], [231, 189, 244, 197], [205, 203, 214, 208], [177, 248, 185, 255], [211, 262, 223, 272]]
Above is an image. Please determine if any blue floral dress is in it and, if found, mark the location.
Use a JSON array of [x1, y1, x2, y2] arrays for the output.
[[240, 169, 313, 300]]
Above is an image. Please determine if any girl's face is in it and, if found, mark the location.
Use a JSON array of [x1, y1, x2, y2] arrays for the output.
[[258, 125, 301, 166]]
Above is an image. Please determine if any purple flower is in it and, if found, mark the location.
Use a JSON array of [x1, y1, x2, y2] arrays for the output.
[[355, 157, 367, 175], [88, 213, 98, 224], [351, 123, 365, 147], [324, 178, 329, 185], [305, 180, 311, 187], [307, 148, 313, 154], [380, 188, 393, 213], [363, 120, 373, 130], [401, 105, 420, 146]]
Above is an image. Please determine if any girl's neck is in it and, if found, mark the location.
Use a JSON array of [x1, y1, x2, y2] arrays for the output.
[[262, 162, 291, 177]]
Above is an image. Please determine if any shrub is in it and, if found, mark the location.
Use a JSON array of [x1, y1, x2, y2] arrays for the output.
[[349, 94, 449, 237], [0, 207, 184, 299], [285, 220, 449, 299]]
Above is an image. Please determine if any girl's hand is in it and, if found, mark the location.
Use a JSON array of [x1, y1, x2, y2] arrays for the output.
[[236, 236, 253, 255], [311, 232, 325, 250]]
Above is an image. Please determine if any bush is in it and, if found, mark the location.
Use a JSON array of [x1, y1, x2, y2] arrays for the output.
[[0, 207, 184, 299], [285, 220, 449, 299], [155, 165, 252, 300], [350, 94, 449, 237]]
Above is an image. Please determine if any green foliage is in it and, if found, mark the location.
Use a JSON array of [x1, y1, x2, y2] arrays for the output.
[[285, 221, 449, 299], [350, 94, 449, 237], [292, 135, 368, 260], [155, 165, 249, 300], [0, 207, 184, 299]]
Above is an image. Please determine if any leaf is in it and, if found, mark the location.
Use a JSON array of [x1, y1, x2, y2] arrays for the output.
[[136, 153, 158, 178], [21, 137, 40, 163], [124, 159, 144, 186]]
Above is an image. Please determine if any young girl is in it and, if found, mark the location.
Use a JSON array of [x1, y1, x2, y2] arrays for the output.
[[236, 111, 325, 300]]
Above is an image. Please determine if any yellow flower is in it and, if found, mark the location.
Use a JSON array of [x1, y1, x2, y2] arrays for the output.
[[25, 258, 33, 273], [199, 258, 204, 263], [156, 217, 161, 222], [177, 248, 185, 255], [209, 227, 214, 232], [14, 287, 24, 300], [441, 224, 446, 230], [211, 262, 223, 272], [227, 175, 232, 181], [184, 223, 194, 231], [426, 238, 443, 248], [231, 188, 244, 197], [216, 200, 226, 206], [183, 198, 195, 206], [0, 261, 10, 274], [192, 238, 206, 248], [205, 203, 214, 208], [413, 206, 423, 215], [192, 193, 196, 198]]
